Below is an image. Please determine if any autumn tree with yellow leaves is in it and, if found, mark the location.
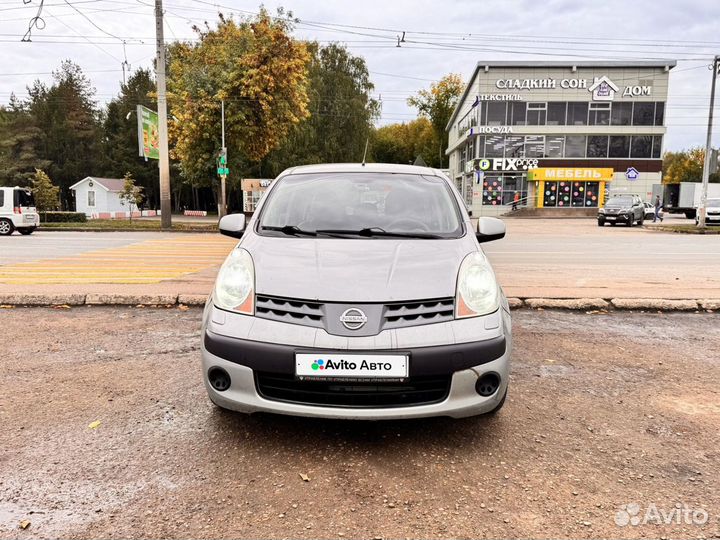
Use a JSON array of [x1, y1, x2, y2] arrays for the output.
[[167, 9, 310, 194], [407, 74, 465, 168]]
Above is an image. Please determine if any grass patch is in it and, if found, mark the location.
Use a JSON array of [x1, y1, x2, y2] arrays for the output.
[[651, 224, 720, 234], [40, 219, 217, 231]]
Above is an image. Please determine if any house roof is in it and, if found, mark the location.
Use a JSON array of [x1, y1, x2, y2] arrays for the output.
[[69, 176, 126, 192], [445, 59, 677, 131]]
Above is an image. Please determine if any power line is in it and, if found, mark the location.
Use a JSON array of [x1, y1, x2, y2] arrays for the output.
[[60, 0, 127, 41]]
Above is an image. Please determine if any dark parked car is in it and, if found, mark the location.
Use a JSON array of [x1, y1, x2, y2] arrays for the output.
[[598, 194, 645, 227]]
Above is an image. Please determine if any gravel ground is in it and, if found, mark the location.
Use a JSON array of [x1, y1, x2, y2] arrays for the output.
[[1, 307, 719, 539]]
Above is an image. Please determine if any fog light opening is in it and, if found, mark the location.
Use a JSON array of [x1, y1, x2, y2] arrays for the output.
[[475, 372, 501, 397], [208, 367, 231, 392]]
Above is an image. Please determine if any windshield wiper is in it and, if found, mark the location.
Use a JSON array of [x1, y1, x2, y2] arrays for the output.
[[315, 227, 443, 239], [260, 225, 317, 237]]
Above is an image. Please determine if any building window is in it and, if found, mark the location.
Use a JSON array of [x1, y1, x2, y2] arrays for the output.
[[587, 136, 609, 157], [545, 181, 599, 208], [504, 136, 524, 158], [609, 135, 630, 158], [654, 102, 665, 126], [652, 135, 662, 159], [482, 174, 527, 206], [611, 102, 633, 125], [87, 190, 96, 207], [565, 135, 587, 157], [485, 135, 504, 157], [525, 136, 545, 157], [630, 135, 652, 158], [588, 102, 611, 125], [547, 102, 567, 126], [508, 102, 527, 125], [546, 136, 564, 157], [567, 102, 589, 125], [632, 102, 655, 125], [526, 102, 547, 126], [485, 102, 507, 126]]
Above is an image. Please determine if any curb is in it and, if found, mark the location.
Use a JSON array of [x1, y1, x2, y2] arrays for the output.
[[37, 227, 217, 234], [0, 294, 717, 312]]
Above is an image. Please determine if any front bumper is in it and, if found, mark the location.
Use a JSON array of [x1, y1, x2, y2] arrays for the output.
[[200, 304, 511, 419], [599, 213, 632, 222]]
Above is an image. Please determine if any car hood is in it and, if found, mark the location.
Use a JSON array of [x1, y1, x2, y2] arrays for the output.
[[239, 233, 477, 302]]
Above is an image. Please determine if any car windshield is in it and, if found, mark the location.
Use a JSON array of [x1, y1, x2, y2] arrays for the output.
[[607, 196, 633, 207], [707, 199, 720, 208], [258, 173, 463, 238]]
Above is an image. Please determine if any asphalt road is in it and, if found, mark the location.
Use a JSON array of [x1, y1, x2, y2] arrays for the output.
[[1, 218, 719, 298], [0, 307, 718, 539]]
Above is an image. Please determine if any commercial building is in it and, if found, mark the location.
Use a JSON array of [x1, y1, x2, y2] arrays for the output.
[[445, 61, 675, 215], [241, 178, 273, 212]]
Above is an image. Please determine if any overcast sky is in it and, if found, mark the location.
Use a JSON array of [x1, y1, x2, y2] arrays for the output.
[[2, 0, 719, 151]]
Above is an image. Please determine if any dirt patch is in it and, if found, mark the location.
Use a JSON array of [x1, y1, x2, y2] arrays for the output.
[[0, 307, 719, 539]]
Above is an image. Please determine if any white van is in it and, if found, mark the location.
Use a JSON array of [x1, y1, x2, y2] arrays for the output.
[[0, 187, 38, 236]]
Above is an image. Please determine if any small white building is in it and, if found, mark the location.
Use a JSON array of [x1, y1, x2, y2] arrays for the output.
[[70, 176, 127, 218]]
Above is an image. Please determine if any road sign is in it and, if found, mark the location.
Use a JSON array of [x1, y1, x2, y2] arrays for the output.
[[137, 105, 159, 160], [217, 167, 229, 176]]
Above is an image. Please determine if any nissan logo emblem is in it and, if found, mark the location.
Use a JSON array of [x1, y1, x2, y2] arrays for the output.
[[340, 308, 367, 330]]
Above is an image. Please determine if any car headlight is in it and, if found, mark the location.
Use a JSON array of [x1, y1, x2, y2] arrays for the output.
[[455, 251, 499, 319], [213, 248, 255, 314]]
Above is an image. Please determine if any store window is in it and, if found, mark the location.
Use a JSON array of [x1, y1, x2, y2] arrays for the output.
[[526, 102, 547, 126], [611, 102, 632, 125], [546, 136, 564, 157], [482, 174, 527, 206], [508, 102, 527, 125], [584, 182, 600, 207], [543, 182, 558, 207], [630, 135, 652, 158], [609, 135, 630, 158], [652, 135, 662, 159], [505, 136, 524, 158], [475, 136, 485, 158], [565, 135, 587, 157], [485, 135, 504, 157], [525, 136, 545, 157], [588, 102, 611, 125], [654, 102, 665, 125], [587, 136, 609, 158], [567, 102, 589, 125], [556, 181, 572, 207], [633, 102, 655, 125], [545, 181, 600, 208], [485, 102, 507, 126], [547, 102, 567, 126]]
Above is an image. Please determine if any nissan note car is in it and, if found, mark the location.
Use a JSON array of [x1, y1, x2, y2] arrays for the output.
[[201, 163, 511, 419]]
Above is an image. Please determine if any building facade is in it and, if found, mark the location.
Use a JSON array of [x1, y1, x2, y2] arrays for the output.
[[445, 61, 675, 216]]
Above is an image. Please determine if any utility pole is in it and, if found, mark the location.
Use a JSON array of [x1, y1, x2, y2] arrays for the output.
[[155, 0, 172, 229], [219, 99, 227, 218], [698, 55, 719, 229]]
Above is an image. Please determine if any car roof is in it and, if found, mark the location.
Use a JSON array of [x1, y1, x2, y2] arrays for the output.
[[280, 163, 445, 177]]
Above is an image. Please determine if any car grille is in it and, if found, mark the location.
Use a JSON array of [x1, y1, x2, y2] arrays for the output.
[[383, 298, 455, 329], [255, 372, 451, 408], [254, 294, 455, 331], [255, 295, 325, 328]]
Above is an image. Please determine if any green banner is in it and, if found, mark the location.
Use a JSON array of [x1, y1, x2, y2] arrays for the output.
[[137, 105, 159, 160]]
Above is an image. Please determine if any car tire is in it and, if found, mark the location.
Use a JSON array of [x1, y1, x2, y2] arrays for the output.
[[0, 218, 14, 236], [597, 220, 605, 227], [485, 387, 507, 415], [638, 215, 644, 226], [626, 216, 633, 227], [18, 228, 35, 235]]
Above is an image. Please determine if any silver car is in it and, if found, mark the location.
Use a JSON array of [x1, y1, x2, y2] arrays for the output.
[[201, 163, 511, 419]]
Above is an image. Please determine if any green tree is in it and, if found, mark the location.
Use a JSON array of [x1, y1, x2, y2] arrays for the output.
[[102, 69, 160, 208], [371, 118, 439, 167], [0, 95, 51, 187], [407, 74, 464, 168], [261, 43, 379, 176], [167, 10, 310, 200], [663, 147, 720, 184], [30, 169, 60, 211], [27, 61, 103, 208], [119, 172, 144, 220]]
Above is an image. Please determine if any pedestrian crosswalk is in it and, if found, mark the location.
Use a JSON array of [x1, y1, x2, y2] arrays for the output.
[[0, 236, 238, 284]]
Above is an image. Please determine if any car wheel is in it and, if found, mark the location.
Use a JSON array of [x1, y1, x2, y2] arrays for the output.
[[626, 216, 633, 227], [18, 228, 35, 235], [597, 220, 605, 227], [0, 219, 14, 236], [639, 215, 644, 226], [485, 387, 507, 415]]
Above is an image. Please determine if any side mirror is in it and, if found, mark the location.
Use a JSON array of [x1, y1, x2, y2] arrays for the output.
[[476, 217, 505, 243], [219, 213, 246, 239]]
